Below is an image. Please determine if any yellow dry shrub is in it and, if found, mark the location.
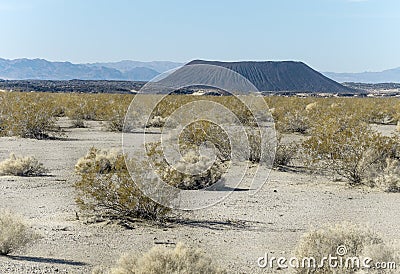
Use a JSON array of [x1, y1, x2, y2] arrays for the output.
[[294, 222, 398, 274], [0, 209, 39, 255], [94, 243, 226, 274], [0, 153, 48, 176]]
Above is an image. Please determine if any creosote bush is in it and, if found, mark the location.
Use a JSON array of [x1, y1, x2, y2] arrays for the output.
[[370, 158, 400, 192], [273, 135, 299, 168], [74, 148, 170, 223], [75, 147, 121, 175], [0, 209, 39, 255], [294, 222, 398, 274], [0, 153, 48, 176], [303, 116, 399, 186], [146, 142, 228, 190], [0, 92, 61, 139], [93, 243, 226, 274]]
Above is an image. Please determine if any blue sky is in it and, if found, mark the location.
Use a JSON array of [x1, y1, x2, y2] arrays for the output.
[[0, 0, 399, 72]]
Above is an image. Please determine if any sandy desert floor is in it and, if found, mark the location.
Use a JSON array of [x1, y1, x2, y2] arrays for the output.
[[0, 119, 399, 273]]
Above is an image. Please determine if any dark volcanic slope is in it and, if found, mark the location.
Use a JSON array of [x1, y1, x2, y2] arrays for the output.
[[187, 60, 355, 93]]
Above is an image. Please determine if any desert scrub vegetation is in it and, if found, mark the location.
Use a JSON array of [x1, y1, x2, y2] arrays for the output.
[[146, 141, 228, 190], [0, 153, 48, 176], [74, 147, 170, 223], [294, 222, 399, 274], [0, 209, 39, 255], [370, 158, 400, 192], [144, 116, 269, 190], [302, 114, 400, 186], [92, 243, 226, 274], [0, 91, 135, 135], [0, 92, 61, 139], [273, 137, 299, 168], [57, 93, 132, 131], [264, 96, 400, 134], [147, 95, 258, 127]]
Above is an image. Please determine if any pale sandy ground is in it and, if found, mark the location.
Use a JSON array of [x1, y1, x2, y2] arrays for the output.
[[0, 119, 399, 273]]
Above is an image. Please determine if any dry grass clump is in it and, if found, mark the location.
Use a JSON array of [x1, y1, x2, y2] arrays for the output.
[[294, 222, 398, 274], [93, 243, 226, 274], [0, 209, 39, 255], [74, 148, 170, 223], [0, 153, 48, 176]]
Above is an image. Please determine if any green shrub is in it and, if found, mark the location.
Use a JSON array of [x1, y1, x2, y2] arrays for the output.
[[74, 148, 170, 223]]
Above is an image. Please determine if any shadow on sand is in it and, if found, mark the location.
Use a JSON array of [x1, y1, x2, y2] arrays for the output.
[[8, 255, 87, 266]]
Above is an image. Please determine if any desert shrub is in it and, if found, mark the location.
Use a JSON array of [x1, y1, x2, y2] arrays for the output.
[[105, 106, 129, 132], [94, 243, 226, 274], [61, 93, 133, 124], [265, 97, 315, 134], [305, 102, 318, 112], [0, 92, 61, 139], [149, 95, 255, 126], [69, 101, 98, 121], [356, 98, 397, 125], [146, 142, 228, 190], [370, 158, 400, 192], [0, 209, 39, 255], [146, 115, 166, 128], [273, 139, 298, 168], [144, 118, 234, 190], [265, 96, 400, 133], [278, 111, 310, 134], [303, 116, 399, 185], [74, 148, 170, 222], [71, 118, 86, 128], [0, 153, 48, 176], [75, 147, 121, 175], [294, 222, 397, 274]]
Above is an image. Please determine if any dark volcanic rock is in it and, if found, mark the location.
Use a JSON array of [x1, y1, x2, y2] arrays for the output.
[[187, 60, 356, 94]]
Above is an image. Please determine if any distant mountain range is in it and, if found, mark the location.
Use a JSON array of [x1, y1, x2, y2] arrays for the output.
[[1, 58, 399, 85], [323, 67, 400, 83], [0, 58, 183, 81]]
